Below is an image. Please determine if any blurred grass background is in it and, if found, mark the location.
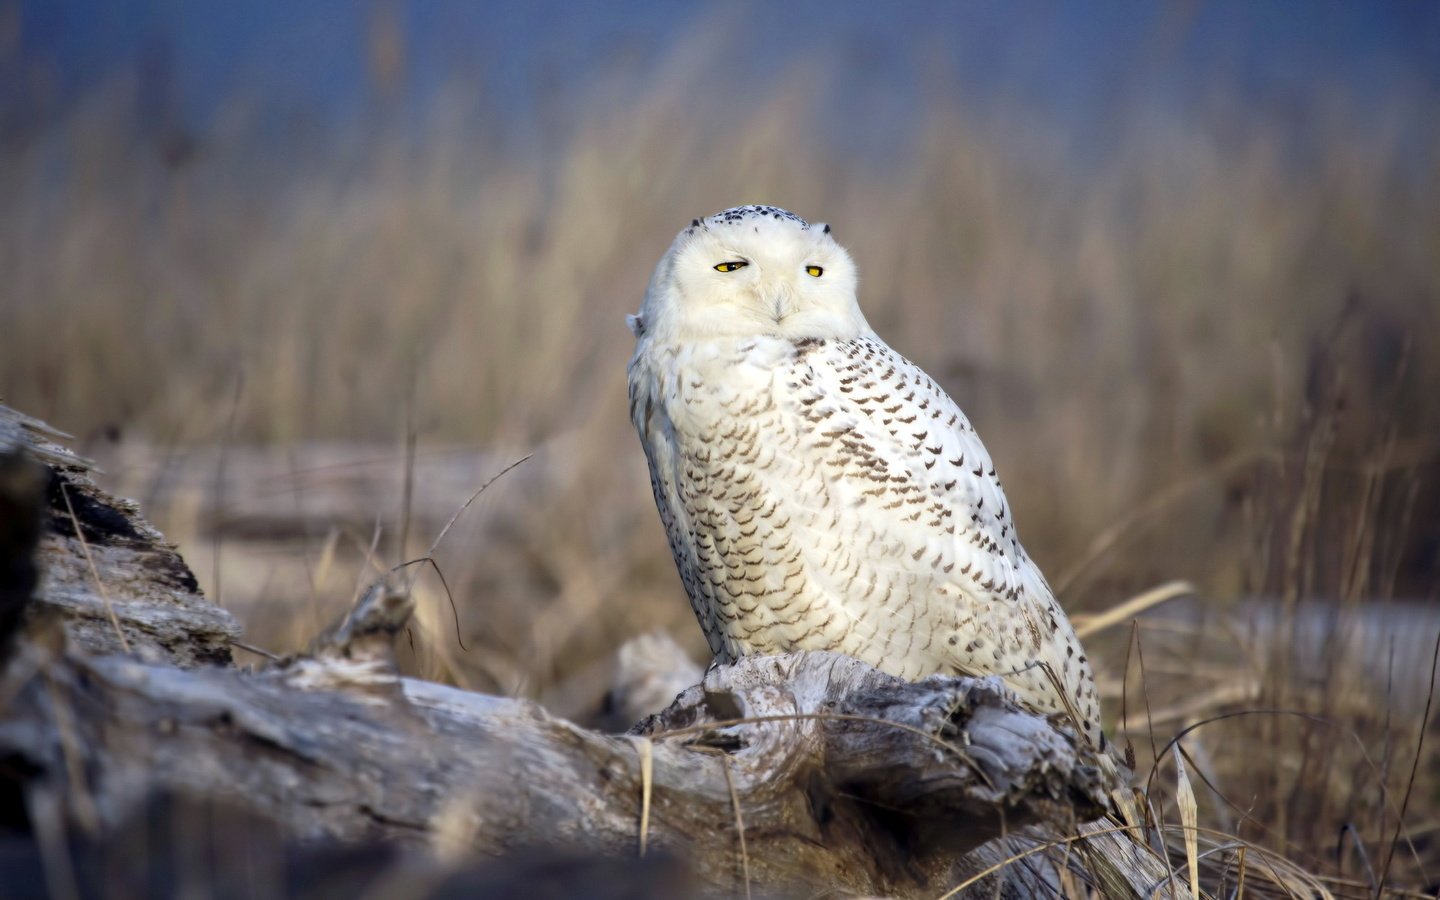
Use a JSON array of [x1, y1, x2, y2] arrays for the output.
[[2, 0, 1439, 891]]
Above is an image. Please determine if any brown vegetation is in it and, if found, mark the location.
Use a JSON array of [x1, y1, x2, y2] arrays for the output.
[[1, 20, 1437, 896]]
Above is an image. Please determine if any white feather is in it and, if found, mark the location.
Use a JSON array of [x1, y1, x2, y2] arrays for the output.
[[627, 206, 1105, 747]]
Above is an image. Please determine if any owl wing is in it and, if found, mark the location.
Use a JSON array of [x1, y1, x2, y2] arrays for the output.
[[627, 352, 732, 658], [766, 335, 1097, 732]]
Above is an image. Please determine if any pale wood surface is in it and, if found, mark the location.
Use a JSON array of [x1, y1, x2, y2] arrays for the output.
[[0, 404, 1187, 899]]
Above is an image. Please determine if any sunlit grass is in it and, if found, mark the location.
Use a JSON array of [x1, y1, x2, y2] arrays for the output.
[[2, 29, 1437, 894]]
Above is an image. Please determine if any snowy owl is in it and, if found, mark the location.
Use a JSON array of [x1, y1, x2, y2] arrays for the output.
[[626, 205, 1105, 749]]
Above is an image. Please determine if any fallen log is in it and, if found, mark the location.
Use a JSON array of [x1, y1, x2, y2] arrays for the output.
[[0, 405, 1175, 898], [1, 406, 240, 668]]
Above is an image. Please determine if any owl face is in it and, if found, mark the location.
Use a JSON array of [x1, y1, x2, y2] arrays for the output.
[[631, 206, 869, 344]]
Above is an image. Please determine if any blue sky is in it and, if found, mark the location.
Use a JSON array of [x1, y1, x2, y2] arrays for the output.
[[9, 0, 1440, 159]]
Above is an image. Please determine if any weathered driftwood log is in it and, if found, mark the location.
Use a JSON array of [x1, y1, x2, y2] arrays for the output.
[[1, 406, 240, 667], [0, 406, 1177, 899]]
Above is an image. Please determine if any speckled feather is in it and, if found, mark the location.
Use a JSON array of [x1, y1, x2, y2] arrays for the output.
[[627, 206, 1104, 748]]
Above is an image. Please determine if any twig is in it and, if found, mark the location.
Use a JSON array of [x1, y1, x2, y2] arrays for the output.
[[229, 639, 281, 662], [390, 453, 534, 653], [421, 453, 534, 564]]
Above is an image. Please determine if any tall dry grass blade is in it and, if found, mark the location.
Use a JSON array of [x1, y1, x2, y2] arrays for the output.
[[1337, 823, 1378, 894], [313, 525, 341, 594], [1114, 784, 1144, 836], [1120, 620, 1140, 769], [350, 515, 385, 605], [1145, 824, 1339, 899], [1035, 657, 1099, 752], [935, 823, 1146, 900], [1174, 746, 1201, 899], [630, 735, 655, 858], [1133, 630, 1184, 893], [58, 483, 129, 653], [1343, 335, 1409, 606], [397, 377, 417, 566], [285, 447, 319, 607], [1074, 581, 1195, 639], [1373, 630, 1440, 898], [1143, 706, 1432, 886], [211, 371, 244, 607], [1053, 453, 1268, 594], [1378, 475, 1421, 603], [1139, 681, 1262, 730], [1235, 845, 1247, 899], [719, 754, 752, 900]]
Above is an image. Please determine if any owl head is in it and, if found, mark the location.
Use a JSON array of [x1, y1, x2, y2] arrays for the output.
[[629, 205, 868, 344]]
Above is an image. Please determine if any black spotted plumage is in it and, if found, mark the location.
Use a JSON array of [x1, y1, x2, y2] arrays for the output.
[[627, 207, 1107, 750]]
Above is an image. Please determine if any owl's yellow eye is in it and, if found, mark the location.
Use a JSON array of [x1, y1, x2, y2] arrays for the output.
[[806, 265, 824, 277], [714, 261, 748, 273]]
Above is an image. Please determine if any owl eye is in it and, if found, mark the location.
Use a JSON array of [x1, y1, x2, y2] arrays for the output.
[[713, 261, 748, 273], [806, 265, 824, 277]]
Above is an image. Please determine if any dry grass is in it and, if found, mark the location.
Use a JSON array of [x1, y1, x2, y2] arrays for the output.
[[2, 19, 1438, 896]]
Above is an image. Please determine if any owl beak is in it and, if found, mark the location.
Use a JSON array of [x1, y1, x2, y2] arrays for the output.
[[765, 286, 796, 324]]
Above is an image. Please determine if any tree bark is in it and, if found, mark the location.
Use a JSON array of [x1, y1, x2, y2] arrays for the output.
[[0, 405, 1178, 899]]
